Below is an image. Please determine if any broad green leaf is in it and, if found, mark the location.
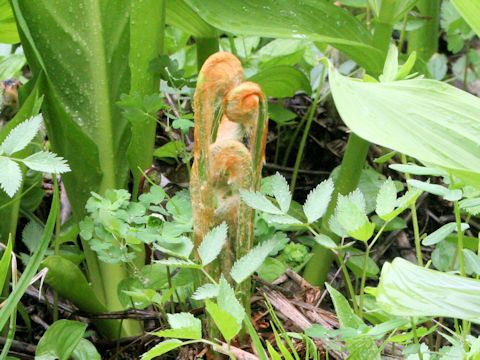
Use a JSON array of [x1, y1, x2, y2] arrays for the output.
[[21, 151, 71, 173], [248, 66, 311, 98], [141, 339, 185, 360], [11, 0, 132, 217], [376, 178, 397, 219], [166, 0, 217, 38], [41, 256, 107, 314], [22, 221, 43, 254], [0, 114, 42, 156], [0, 157, 21, 197], [0, 236, 12, 290], [71, 339, 101, 360], [0, 0, 19, 43], [205, 300, 241, 342], [191, 283, 219, 300], [218, 276, 245, 325], [198, 222, 227, 266], [407, 179, 462, 202], [377, 257, 480, 322], [230, 239, 277, 284], [153, 141, 186, 160], [325, 283, 363, 329], [35, 320, 87, 360], [270, 172, 291, 213], [303, 178, 334, 223], [329, 66, 480, 188], [185, 0, 383, 74], [0, 184, 57, 331], [451, 0, 480, 37], [240, 190, 283, 215], [422, 222, 469, 246]]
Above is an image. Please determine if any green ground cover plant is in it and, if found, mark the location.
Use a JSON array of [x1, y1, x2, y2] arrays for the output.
[[2, 0, 480, 359]]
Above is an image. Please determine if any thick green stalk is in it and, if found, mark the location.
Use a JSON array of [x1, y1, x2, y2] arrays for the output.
[[129, 0, 166, 200], [303, 1, 396, 286], [408, 0, 441, 61], [196, 37, 219, 69]]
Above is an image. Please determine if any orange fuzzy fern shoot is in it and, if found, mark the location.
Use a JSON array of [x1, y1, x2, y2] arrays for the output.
[[191, 52, 268, 283]]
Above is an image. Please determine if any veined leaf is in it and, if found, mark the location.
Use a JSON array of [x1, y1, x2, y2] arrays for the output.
[[377, 257, 480, 322], [0, 114, 42, 156], [303, 178, 334, 223], [329, 66, 480, 188], [12, 0, 132, 216], [166, 0, 217, 38], [185, 0, 383, 74], [240, 190, 283, 215], [451, 0, 480, 37], [198, 222, 227, 266], [270, 172, 291, 213], [35, 320, 87, 360], [21, 151, 71, 173], [0, 157, 21, 197], [155, 313, 202, 340], [230, 239, 277, 284], [389, 163, 448, 177]]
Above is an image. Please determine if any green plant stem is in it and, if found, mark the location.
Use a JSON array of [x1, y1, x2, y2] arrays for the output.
[[290, 65, 326, 194], [400, 155, 423, 266], [454, 201, 465, 276], [196, 37, 220, 70], [359, 224, 386, 319], [407, 0, 441, 61], [53, 177, 60, 322], [303, 2, 396, 286], [411, 318, 424, 360]]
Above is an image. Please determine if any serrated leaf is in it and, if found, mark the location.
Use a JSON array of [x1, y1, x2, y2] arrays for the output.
[[21, 151, 70, 173], [191, 283, 219, 300], [0, 114, 42, 155], [155, 258, 202, 269], [459, 197, 480, 216], [422, 222, 469, 246], [141, 339, 184, 360], [155, 312, 202, 340], [265, 214, 302, 225], [407, 179, 462, 201], [218, 276, 245, 325], [271, 172, 291, 213], [0, 157, 22, 197], [198, 222, 227, 266], [240, 190, 283, 214], [230, 239, 277, 284], [303, 178, 334, 223], [22, 221, 43, 254], [464, 249, 480, 276], [205, 300, 241, 342], [335, 191, 369, 234], [376, 178, 397, 218]]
